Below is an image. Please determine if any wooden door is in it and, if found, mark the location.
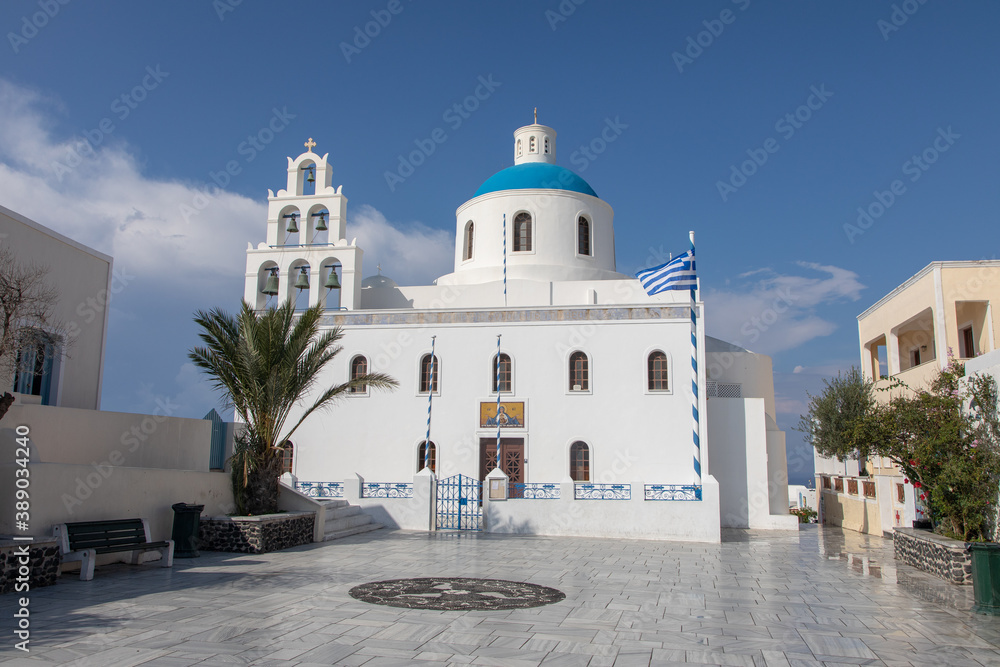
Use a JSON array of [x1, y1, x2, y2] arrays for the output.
[[479, 437, 524, 484]]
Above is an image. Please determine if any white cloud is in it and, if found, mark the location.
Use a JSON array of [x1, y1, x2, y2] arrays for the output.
[[705, 262, 865, 355], [349, 204, 454, 286], [0, 77, 456, 300], [0, 77, 456, 415]]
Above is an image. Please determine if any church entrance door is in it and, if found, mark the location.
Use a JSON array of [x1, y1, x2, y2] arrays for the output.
[[479, 438, 524, 489]]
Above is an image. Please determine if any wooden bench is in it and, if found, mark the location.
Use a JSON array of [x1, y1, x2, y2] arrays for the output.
[[54, 519, 174, 581]]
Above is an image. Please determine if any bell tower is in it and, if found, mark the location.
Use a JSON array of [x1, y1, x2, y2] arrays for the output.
[[243, 138, 364, 311]]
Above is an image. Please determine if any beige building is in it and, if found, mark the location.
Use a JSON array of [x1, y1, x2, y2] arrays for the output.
[[818, 260, 1000, 536], [1, 204, 113, 409], [1, 207, 233, 554], [859, 261, 999, 392]]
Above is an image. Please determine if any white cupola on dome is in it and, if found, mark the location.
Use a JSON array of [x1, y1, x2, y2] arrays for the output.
[[514, 109, 556, 165], [435, 115, 624, 288]]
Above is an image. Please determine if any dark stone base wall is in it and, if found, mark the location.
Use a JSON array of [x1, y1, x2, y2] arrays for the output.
[[894, 528, 973, 585], [0, 539, 61, 594], [199, 513, 315, 554]]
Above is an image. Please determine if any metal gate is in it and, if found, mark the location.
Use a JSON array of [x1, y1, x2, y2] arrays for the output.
[[436, 474, 482, 531]]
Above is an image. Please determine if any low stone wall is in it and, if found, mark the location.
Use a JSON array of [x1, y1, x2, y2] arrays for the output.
[[0, 538, 61, 594], [199, 512, 315, 554], [893, 527, 973, 585]]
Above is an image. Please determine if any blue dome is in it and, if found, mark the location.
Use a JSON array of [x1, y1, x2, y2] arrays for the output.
[[474, 163, 598, 198]]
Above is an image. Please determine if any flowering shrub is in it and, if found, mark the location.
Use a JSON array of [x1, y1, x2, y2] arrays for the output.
[[790, 507, 818, 524], [851, 360, 1000, 541]]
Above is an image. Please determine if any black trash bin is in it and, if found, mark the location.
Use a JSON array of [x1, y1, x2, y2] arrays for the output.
[[171, 503, 205, 558]]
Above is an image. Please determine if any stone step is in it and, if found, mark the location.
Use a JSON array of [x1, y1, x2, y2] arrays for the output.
[[317, 499, 349, 509], [325, 505, 364, 521], [324, 512, 376, 533], [322, 522, 383, 542]]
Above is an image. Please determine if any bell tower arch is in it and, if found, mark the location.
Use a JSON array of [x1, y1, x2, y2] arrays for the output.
[[244, 138, 363, 311]]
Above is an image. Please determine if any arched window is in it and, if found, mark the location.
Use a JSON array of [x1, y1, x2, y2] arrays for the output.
[[516, 139, 522, 157], [419, 354, 439, 393], [529, 136, 536, 153], [648, 351, 669, 391], [418, 440, 436, 472], [349, 355, 368, 393], [513, 212, 532, 252], [493, 353, 512, 393], [463, 221, 474, 261], [578, 216, 591, 256], [570, 441, 590, 481], [544, 137, 550, 154], [569, 351, 589, 391], [280, 441, 294, 474]]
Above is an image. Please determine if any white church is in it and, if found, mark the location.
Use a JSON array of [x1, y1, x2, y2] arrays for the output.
[[244, 120, 796, 542]]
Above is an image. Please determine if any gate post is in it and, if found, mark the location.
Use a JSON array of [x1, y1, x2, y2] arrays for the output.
[[345, 473, 363, 503], [414, 468, 436, 532], [483, 468, 509, 533]]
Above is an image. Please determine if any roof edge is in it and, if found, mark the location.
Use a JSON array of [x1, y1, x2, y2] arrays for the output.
[[857, 260, 1000, 320]]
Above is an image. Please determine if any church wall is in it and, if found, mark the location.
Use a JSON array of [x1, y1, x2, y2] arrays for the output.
[[290, 315, 700, 487], [706, 398, 795, 529], [441, 190, 618, 286], [1, 206, 111, 410], [483, 476, 722, 543]]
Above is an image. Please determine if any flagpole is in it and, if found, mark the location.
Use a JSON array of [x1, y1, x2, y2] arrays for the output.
[[424, 335, 436, 470], [502, 213, 508, 307], [495, 334, 502, 468], [689, 231, 701, 486]]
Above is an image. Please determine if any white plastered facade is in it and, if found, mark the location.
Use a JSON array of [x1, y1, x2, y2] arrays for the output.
[[247, 123, 796, 541]]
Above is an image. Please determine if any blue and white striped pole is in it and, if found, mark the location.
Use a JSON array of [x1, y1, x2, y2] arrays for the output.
[[689, 231, 701, 485], [424, 335, 436, 471], [495, 334, 502, 467], [502, 213, 507, 307]]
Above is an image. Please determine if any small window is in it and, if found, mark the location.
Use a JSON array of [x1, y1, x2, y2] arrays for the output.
[[516, 139, 522, 157], [569, 351, 589, 391], [349, 355, 368, 393], [280, 441, 293, 475], [961, 326, 976, 358], [647, 351, 668, 391], [463, 221, 474, 261], [513, 212, 532, 252], [544, 137, 550, 154], [420, 354, 439, 393], [577, 216, 591, 256], [896, 483, 905, 503], [12, 338, 55, 404], [570, 441, 590, 481], [418, 440, 436, 472], [910, 348, 921, 367], [493, 353, 512, 393], [529, 136, 536, 153]]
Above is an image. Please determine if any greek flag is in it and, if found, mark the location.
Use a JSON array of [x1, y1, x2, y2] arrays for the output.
[[636, 250, 696, 295]]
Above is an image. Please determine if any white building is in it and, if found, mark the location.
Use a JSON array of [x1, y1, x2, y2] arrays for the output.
[[247, 122, 796, 542]]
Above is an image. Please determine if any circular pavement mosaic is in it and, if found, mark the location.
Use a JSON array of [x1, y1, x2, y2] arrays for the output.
[[349, 577, 566, 611]]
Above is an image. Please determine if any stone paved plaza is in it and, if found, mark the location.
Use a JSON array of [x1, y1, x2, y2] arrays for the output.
[[3, 525, 1000, 666]]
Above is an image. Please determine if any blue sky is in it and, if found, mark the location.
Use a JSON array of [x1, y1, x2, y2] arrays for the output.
[[3, 1, 998, 485]]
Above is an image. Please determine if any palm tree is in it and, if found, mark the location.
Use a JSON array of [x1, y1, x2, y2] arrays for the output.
[[189, 299, 397, 515]]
